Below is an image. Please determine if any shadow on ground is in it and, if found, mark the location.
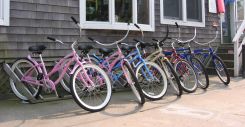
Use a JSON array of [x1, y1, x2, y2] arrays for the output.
[[0, 75, 240, 126]]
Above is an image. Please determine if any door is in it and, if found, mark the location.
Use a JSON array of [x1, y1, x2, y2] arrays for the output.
[[222, 4, 232, 44]]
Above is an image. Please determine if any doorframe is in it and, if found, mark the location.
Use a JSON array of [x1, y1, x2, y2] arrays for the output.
[[228, 0, 245, 44]]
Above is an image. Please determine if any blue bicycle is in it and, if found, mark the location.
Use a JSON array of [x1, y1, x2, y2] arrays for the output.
[[193, 43, 230, 85], [167, 23, 209, 89], [172, 22, 230, 85], [175, 46, 209, 89]]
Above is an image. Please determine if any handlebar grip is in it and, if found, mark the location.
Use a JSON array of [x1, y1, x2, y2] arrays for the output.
[[71, 16, 78, 24], [133, 39, 140, 42], [175, 22, 179, 28], [167, 37, 172, 39], [134, 24, 140, 29], [152, 39, 159, 42], [88, 37, 95, 42], [47, 37, 56, 41]]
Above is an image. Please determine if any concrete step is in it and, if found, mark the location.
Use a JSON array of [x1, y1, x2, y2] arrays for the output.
[[217, 48, 234, 54], [207, 60, 234, 68], [206, 67, 234, 77], [216, 53, 234, 61], [223, 60, 234, 68], [217, 44, 234, 54]]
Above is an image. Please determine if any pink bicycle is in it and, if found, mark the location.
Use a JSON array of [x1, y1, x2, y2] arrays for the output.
[[9, 35, 112, 112]]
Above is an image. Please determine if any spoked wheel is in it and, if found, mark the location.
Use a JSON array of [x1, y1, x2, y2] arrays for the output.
[[123, 62, 145, 105], [161, 60, 183, 96], [70, 64, 112, 112], [190, 57, 209, 89], [213, 55, 230, 85], [59, 58, 73, 93], [10, 58, 42, 101], [136, 62, 168, 100], [174, 59, 198, 93], [59, 71, 71, 93]]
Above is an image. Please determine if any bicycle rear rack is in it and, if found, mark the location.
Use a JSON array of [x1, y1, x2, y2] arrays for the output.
[[3, 63, 72, 104]]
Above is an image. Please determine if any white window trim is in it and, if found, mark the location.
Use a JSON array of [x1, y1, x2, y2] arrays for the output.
[[80, 0, 155, 31], [160, 0, 205, 27], [0, 0, 10, 26]]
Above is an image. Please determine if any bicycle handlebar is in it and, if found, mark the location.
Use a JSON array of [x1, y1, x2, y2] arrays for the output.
[[71, 16, 78, 24], [172, 28, 197, 44], [47, 37, 56, 41], [134, 24, 140, 29], [134, 23, 144, 41], [88, 24, 131, 46], [193, 31, 219, 46], [175, 22, 179, 28], [152, 39, 159, 42], [47, 36, 66, 45]]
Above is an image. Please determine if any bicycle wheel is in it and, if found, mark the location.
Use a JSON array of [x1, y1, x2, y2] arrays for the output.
[[10, 58, 42, 101], [213, 55, 230, 85], [70, 64, 112, 112], [60, 56, 99, 93], [161, 60, 183, 96], [174, 59, 198, 93], [123, 62, 145, 105], [59, 58, 73, 93], [190, 57, 209, 89], [136, 62, 168, 100], [59, 70, 71, 93]]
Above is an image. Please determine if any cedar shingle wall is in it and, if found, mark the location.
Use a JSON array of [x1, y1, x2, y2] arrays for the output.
[[0, 0, 221, 98]]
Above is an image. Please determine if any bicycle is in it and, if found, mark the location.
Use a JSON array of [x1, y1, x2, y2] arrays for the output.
[[167, 22, 209, 89], [191, 24, 230, 85], [91, 24, 169, 100], [9, 17, 112, 112], [87, 24, 145, 104], [135, 25, 183, 96]]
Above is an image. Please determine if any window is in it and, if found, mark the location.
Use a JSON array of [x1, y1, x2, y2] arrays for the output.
[[160, 0, 205, 27], [86, 0, 109, 21], [0, 0, 10, 26], [80, 0, 155, 31]]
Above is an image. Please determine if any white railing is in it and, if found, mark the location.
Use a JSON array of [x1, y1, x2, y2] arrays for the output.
[[232, 20, 245, 76]]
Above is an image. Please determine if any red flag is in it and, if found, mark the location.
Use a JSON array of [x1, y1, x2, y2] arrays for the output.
[[217, 0, 225, 13]]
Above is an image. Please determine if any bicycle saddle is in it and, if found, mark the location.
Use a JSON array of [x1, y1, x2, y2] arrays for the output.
[[121, 45, 135, 53], [99, 48, 113, 56], [163, 51, 173, 56], [133, 39, 152, 49], [28, 45, 47, 54], [78, 45, 94, 54]]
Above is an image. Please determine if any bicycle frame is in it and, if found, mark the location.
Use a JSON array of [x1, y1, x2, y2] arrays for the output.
[[124, 45, 154, 80], [163, 46, 192, 77], [21, 51, 93, 91], [92, 45, 134, 85], [193, 47, 216, 63], [145, 46, 169, 64]]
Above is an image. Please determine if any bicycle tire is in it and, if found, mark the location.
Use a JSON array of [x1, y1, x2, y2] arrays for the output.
[[70, 64, 112, 112], [162, 60, 183, 96], [213, 55, 230, 85], [136, 62, 168, 100], [10, 58, 42, 101], [123, 62, 145, 105], [190, 57, 209, 89], [174, 59, 198, 93]]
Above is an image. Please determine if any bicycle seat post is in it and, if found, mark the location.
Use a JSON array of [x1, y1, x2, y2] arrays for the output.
[[38, 53, 48, 76]]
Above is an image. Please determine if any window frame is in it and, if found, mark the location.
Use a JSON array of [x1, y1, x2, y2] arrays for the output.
[[0, 0, 10, 26], [80, 0, 155, 31], [160, 0, 205, 27]]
